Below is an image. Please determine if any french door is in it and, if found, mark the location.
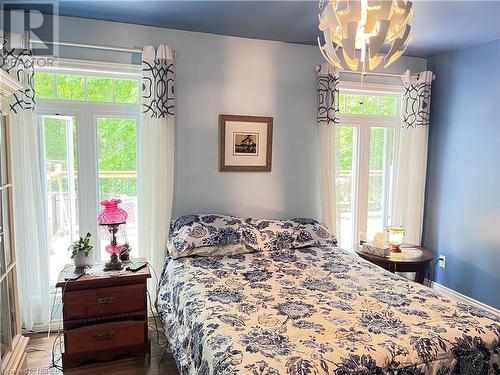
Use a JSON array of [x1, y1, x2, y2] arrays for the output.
[[37, 109, 139, 285], [335, 86, 401, 251]]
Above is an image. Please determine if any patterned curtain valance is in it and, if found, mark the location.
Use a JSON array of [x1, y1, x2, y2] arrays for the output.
[[317, 63, 340, 126], [142, 45, 175, 119], [0, 36, 35, 113], [402, 70, 434, 128]]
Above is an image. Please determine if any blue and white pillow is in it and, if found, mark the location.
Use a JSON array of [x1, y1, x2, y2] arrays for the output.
[[247, 217, 337, 251], [168, 214, 262, 259]]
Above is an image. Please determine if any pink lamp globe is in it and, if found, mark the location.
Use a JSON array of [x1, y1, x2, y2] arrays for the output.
[[98, 199, 128, 271]]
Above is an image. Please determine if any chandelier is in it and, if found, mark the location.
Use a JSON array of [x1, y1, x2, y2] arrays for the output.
[[318, 0, 413, 72]]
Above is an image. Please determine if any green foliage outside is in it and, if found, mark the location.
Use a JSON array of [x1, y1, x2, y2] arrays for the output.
[[87, 77, 113, 102], [57, 75, 84, 100], [34, 73, 55, 99], [34, 73, 139, 104], [115, 79, 140, 103], [43, 116, 137, 196], [339, 93, 396, 116], [97, 118, 137, 171], [97, 118, 137, 196]]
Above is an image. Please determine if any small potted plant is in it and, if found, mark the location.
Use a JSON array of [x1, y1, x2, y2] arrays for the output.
[[69, 232, 93, 267], [119, 242, 131, 262]]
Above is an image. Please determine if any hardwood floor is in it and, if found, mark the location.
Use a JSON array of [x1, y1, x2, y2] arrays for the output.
[[26, 326, 180, 375]]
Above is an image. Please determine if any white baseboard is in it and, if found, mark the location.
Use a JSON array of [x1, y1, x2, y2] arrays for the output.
[[425, 279, 500, 316]]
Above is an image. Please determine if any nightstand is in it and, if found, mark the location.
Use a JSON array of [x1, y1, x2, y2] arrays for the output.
[[56, 260, 151, 369], [355, 245, 434, 284]]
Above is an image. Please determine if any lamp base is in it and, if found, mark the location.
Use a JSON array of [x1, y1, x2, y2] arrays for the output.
[[390, 244, 402, 253], [104, 253, 123, 271]]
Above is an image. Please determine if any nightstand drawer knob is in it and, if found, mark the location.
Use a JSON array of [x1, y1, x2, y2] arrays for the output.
[[94, 331, 116, 341], [97, 297, 116, 305]]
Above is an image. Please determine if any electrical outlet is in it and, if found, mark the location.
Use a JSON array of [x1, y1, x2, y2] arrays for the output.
[[438, 255, 446, 268]]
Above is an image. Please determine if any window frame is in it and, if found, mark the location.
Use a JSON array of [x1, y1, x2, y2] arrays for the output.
[[337, 81, 403, 250], [35, 61, 141, 287]]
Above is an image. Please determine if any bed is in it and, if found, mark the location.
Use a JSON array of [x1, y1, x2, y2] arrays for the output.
[[157, 215, 500, 375]]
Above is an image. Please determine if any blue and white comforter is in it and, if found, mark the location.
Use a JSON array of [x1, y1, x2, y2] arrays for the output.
[[158, 246, 500, 374]]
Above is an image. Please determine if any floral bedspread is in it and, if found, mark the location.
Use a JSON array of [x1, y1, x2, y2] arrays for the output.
[[157, 246, 500, 374]]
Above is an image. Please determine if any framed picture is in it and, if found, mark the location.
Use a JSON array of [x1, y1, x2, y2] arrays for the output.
[[219, 114, 273, 172]]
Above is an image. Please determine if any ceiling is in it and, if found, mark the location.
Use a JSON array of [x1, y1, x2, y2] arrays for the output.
[[6, 0, 500, 57]]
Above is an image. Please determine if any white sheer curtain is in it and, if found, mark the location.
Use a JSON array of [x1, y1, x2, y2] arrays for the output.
[[317, 63, 340, 234], [2, 37, 50, 331], [391, 70, 434, 245], [138, 45, 175, 289]]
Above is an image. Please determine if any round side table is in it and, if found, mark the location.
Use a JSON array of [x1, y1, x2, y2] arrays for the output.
[[355, 245, 434, 284]]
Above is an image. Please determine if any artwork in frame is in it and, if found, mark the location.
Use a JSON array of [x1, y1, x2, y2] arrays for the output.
[[219, 114, 273, 172]]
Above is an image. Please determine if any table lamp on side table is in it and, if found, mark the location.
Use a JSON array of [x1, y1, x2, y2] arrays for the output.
[[98, 199, 128, 271]]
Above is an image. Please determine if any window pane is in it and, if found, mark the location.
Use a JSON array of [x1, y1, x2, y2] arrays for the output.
[[344, 94, 362, 114], [34, 73, 55, 99], [114, 79, 139, 103], [0, 279, 12, 360], [379, 96, 397, 116], [6, 272, 16, 339], [56, 75, 84, 100], [97, 118, 138, 259], [363, 95, 379, 115], [336, 126, 356, 251], [0, 118, 8, 185], [0, 233, 5, 277], [1, 190, 11, 268], [43, 116, 79, 286], [367, 127, 396, 240], [86, 77, 113, 102]]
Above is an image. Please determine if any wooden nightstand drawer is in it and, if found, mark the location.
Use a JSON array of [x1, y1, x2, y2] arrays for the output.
[[64, 320, 146, 353], [63, 283, 145, 319], [57, 261, 151, 369]]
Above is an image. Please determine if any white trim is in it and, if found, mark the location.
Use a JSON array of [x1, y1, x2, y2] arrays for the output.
[[340, 81, 403, 95], [0, 69, 23, 115], [0, 70, 22, 96], [426, 279, 500, 316], [36, 58, 141, 77]]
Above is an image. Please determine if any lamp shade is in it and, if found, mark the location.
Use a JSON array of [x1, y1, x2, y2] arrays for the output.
[[98, 199, 128, 225]]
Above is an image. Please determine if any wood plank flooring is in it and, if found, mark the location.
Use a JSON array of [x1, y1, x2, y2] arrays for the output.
[[26, 326, 180, 375]]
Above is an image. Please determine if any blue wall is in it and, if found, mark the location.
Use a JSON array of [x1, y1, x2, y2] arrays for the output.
[[424, 39, 500, 309]]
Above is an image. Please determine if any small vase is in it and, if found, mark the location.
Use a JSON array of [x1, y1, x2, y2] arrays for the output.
[[119, 252, 130, 262], [73, 251, 93, 268]]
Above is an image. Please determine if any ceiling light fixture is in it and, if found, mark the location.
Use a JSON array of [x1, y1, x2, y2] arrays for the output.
[[318, 0, 414, 72]]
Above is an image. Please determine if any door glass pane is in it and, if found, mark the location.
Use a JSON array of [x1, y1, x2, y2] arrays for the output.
[[42, 116, 79, 286], [0, 233, 5, 277], [336, 126, 356, 251], [97, 118, 138, 260], [0, 279, 12, 361], [2, 190, 12, 268], [367, 127, 396, 240], [7, 272, 16, 338], [0, 118, 8, 186]]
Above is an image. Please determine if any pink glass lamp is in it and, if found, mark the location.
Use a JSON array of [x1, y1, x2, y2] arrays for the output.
[[98, 199, 128, 271]]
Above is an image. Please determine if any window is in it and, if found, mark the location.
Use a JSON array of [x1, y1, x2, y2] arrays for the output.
[[35, 73, 140, 104], [35, 67, 141, 286], [335, 87, 400, 250]]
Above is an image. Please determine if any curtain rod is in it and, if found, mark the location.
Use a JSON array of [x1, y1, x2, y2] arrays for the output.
[[33, 39, 142, 54], [314, 64, 407, 78]]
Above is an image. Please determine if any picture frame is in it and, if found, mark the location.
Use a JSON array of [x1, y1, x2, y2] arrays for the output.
[[219, 114, 273, 172]]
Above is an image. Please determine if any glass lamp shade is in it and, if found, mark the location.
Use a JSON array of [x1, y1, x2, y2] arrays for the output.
[[386, 226, 405, 252], [98, 199, 128, 225]]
